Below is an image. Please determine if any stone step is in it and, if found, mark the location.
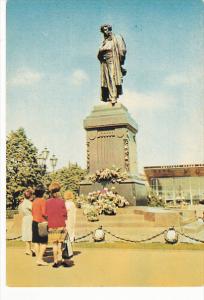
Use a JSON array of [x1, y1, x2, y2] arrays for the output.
[[75, 220, 155, 229], [182, 220, 204, 234], [180, 217, 197, 226], [75, 209, 161, 229], [75, 217, 147, 226], [76, 214, 145, 223], [76, 206, 137, 216]]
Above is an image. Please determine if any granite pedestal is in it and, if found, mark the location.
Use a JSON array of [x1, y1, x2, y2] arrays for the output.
[[80, 102, 148, 205]]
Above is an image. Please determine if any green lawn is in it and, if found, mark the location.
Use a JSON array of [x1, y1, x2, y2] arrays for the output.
[[6, 240, 204, 250]]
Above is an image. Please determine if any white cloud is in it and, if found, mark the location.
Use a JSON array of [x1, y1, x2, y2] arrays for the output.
[[70, 69, 89, 86], [164, 70, 203, 87], [164, 74, 190, 86], [119, 87, 204, 170], [121, 88, 172, 111], [9, 68, 43, 86], [176, 109, 204, 164]]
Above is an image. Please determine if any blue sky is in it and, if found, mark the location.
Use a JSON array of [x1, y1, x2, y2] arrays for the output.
[[6, 0, 204, 172]]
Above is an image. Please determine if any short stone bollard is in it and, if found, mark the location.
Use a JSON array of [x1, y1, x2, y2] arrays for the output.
[[164, 227, 178, 244], [93, 226, 105, 242]]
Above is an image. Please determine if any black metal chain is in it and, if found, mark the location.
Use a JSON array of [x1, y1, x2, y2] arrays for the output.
[[6, 228, 204, 244], [7, 235, 22, 241], [103, 229, 167, 243], [74, 231, 93, 241], [176, 230, 204, 243]]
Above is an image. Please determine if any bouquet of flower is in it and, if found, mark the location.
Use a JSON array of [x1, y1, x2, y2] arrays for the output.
[[79, 188, 129, 221], [89, 167, 127, 184], [101, 199, 117, 215], [98, 188, 129, 208], [82, 203, 99, 222], [75, 194, 87, 208], [87, 190, 101, 204], [114, 194, 129, 207]]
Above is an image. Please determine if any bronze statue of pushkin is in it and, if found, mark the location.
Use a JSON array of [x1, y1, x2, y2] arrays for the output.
[[97, 24, 127, 105]]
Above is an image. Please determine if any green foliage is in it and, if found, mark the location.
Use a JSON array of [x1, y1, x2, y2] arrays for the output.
[[147, 190, 165, 207], [6, 128, 42, 209], [42, 163, 87, 196]]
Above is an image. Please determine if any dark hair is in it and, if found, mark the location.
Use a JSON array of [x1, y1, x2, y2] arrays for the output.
[[100, 24, 112, 33], [48, 182, 61, 194], [35, 185, 45, 198]]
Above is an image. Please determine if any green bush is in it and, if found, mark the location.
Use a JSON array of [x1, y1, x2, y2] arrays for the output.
[[42, 163, 87, 196], [147, 190, 165, 207]]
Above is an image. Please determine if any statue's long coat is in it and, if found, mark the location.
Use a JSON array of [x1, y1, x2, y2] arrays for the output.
[[98, 34, 126, 102]]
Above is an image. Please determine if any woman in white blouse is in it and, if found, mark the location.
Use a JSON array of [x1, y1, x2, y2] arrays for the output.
[[18, 189, 35, 255], [64, 190, 76, 243]]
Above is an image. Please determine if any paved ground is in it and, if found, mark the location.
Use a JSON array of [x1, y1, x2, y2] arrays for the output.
[[7, 245, 204, 287]]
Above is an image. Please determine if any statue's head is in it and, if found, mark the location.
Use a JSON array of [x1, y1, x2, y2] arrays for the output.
[[100, 24, 112, 37]]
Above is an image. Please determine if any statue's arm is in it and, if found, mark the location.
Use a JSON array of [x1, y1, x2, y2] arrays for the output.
[[97, 50, 103, 62], [116, 34, 127, 65], [97, 45, 106, 62]]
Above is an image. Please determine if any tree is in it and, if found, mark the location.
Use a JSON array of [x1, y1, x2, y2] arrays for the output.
[[147, 189, 165, 207], [6, 128, 42, 209], [43, 163, 87, 196]]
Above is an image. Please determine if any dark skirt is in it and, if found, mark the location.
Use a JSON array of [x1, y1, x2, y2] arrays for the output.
[[32, 221, 48, 244]]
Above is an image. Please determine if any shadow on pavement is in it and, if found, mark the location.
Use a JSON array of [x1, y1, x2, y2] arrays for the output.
[[73, 250, 81, 256], [43, 248, 79, 265]]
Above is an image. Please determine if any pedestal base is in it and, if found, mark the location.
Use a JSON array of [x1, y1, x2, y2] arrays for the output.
[[82, 103, 148, 206], [80, 178, 148, 206], [84, 103, 138, 176]]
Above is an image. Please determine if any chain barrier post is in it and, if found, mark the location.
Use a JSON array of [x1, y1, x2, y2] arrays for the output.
[[93, 226, 105, 242], [7, 227, 204, 244], [164, 227, 178, 244]]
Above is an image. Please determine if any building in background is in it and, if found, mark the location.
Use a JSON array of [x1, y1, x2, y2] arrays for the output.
[[144, 164, 204, 205]]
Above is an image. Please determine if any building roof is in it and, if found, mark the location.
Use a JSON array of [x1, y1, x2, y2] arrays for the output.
[[144, 164, 204, 181]]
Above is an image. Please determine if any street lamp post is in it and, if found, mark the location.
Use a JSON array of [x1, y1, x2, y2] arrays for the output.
[[41, 147, 50, 168], [37, 153, 45, 175], [37, 147, 57, 174], [50, 154, 58, 172], [38, 147, 49, 174]]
